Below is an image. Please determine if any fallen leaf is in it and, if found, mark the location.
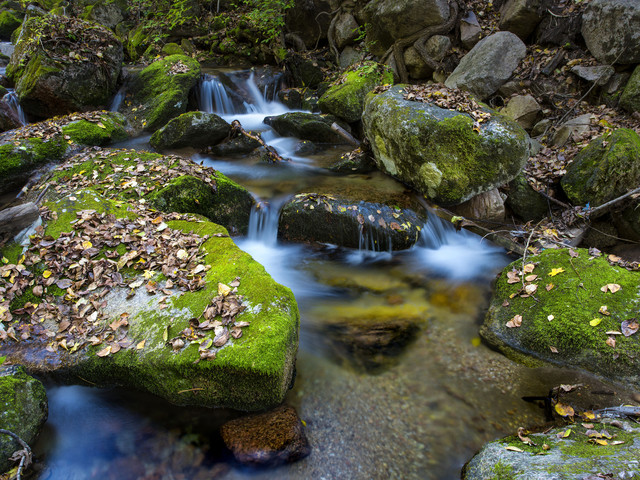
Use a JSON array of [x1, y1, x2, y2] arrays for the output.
[[546, 284, 554, 291], [96, 345, 111, 357], [505, 446, 524, 452], [569, 249, 579, 258], [136, 340, 146, 350], [547, 315, 555, 321], [555, 403, 575, 417], [606, 337, 616, 348], [548, 268, 565, 277], [593, 439, 608, 446], [550, 346, 558, 353], [524, 284, 538, 295], [590, 318, 603, 327], [621, 319, 639, 337], [218, 283, 231, 296], [506, 315, 523, 328], [525, 275, 538, 282], [599, 305, 610, 316], [507, 271, 520, 284], [523, 264, 536, 273], [601, 283, 621, 293]]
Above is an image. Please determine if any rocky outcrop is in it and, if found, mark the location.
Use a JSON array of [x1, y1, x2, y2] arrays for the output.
[[278, 193, 426, 251], [581, 0, 640, 65], [264, 112, 349, 144], [149, 111, 230, 151], [0, 366, 48, 473], [318, 62, 393, 123], [445, 32, 527, 100], [362, 85, 529, 205], [6, 14, 122, 119], [561, 128, 640, 206], [499, 0, 543, 40], [480, 248, 640, 388]]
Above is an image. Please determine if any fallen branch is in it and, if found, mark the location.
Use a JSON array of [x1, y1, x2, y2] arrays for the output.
[[331, 122, 360, 146], [230, 120, 285, 163], [0, 429, 32, 480], [587, 186, 640, 220]]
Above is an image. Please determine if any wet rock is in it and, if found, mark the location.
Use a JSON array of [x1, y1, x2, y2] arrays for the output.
[[506, 173, 548, 222], [0, 202, 39, 244], [561, 128, 640, 207], [480, 248, 640, 388], [445, 32, 526, 100], [499, 0, 542, 40], [620, 65, 640, 114], [460, 11, 482, 50], [334, 13, 360, 49], [277, 88, 314, 111], [500, 94, 541, 130], [463, 419, 640, 480], [451, 188, 505, 223], [318, 61, 393, 123], [149, 112, 230, 151], [550, 113, 593, 146], [329, 148, 376, 173], [278, 193, 426, 251], [264, 112, 348, 144], [207, 134, 261, 156], [293, 140, 320, 156], [582, 0, 640, 65], [285, 53, 324, 89], [570, 65, 614, 86], [0, 101, 20, 133], [220, 405, 310, 466], [362, 85, 529, 205], [0, 365, 48, 473], [0, 10, 21, 41], [6, 14, 122, 119]]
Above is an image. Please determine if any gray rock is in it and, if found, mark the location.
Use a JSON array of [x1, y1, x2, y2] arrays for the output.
[[582, 0, 640, 65], [501, 94, 541, 130], [0, 366, 48, 473], [606, 72, 631, 95], [445, 32, 526, 100], [86, 3, 124, 29], [570, 65, 615, 86], [339, 46, 362, 69], [0, 202, 39, 242], [451, 188, 505, 223], [149, 111, 230, 151], [404, 46, 432, 80], [363, 0, 449, 56], [460, 11, 482, 50], [506, 173, 548, 222], [425, 35, 452, 62], [334, 13, 360, 49], [362, 85, 530, 205], [550, 113, 593, 146], [264, 112, 349, 144], [463, 419, 640, 480], [620, 65, 640, 114], [499, 0, 542, 40], [285, 0, 332, 49], [531, 118, 551, 137], [0, 100, 20, 133]]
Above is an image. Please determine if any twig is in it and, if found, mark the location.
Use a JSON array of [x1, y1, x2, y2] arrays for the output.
[[537, 189, 570, 209], [587, 186, 640, 220], [230, 120, 285, 163], [0, 429, 32, 480], [330, 122, 360, 146], [177, 387, 205, 394]]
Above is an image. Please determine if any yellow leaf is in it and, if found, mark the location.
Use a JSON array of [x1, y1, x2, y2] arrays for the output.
[[523, 263, 536, 273], [96, 121, 106, 129], [562, 429, 572, 438], [555, 403, 575, 417], [505, 446, 524, 452], [218, 283, 231, 296], [82, 240, 92, 249], [548, 268, 565, 277], [582, 411, 595, 420], [136, 340, 146, 350], [43, 270, 52, 279], [601, 283, 621, 293], [471, 337, 481, 347], [594, 439, 608, 446], [590, 318, 603, 327]]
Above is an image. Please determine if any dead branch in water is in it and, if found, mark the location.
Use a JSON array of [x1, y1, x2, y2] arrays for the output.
[[230, 120, 286, 164]]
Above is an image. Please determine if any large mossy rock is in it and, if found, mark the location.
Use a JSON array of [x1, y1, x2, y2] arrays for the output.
[[463, 419, 640, 480], [149, 111, 231, 151], [362, 85, 529, 206], [0, 10, 21, 41], [620, 65, 640, 114], [0, 366, 48, 473], [0, 111, 130, 194], [318, 62, 393, 123], [560, 128, 640, 207], [264, 112, 349, 144], [0, 189, 298, 412], [582, 0, 640, 65], [481, 248, 640, 387], [126, 55, 201, 132], [278, 193, 426, 251], [6, 14, 123, 119]]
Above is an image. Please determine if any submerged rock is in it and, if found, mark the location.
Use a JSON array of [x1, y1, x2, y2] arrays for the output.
[[220, 405, 310, 466], [0, 365, 48, 474], [278, 193, 426, 251], [149, 111, 231, 152], [6, 14, 122, 119], [463, 419, 640, 480], [481, 248, 640, 388], [0, 189, 299, 411], [362, 85, 529, 205], [264, 112, 349, 144]]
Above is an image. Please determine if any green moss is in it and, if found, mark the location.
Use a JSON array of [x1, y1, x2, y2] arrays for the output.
[[0, 10, 21, 40], [126, 24, 148, 60], [161, 43, 185, 56], [490, 461, 518, 480], [620, 65, 640, 114], [60, 113, 129, 146]]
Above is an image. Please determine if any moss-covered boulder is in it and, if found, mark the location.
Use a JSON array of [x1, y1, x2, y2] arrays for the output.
[[506, 173, 548, 222], [463, 419, 640, 480], [620, 65, 640, 114], [561, 128, 640, 207], [0, 10, 21, 41], [125, 55, 200, 132], [278, 193, 426, 251], [161, 43, 185, 57], [362, 85, 530, 205], [0, 365, 48, 474], [0, 189, 299, 411], [30, 148, 253, 235], [318, 62, 393, 123], [481, 248, 640, 387], [6, 14, 123, 119], [149, 111, 230, 152], [264, 112, 350, 144], [0, 111, 130, 194]]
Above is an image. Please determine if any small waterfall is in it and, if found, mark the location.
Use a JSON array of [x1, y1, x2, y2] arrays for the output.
[[196, 74, 237, 114], [246, 197, 287, 245], [109, 87, 125, 112], [3, 91, 27, 125], [358, 226, 393, 253]]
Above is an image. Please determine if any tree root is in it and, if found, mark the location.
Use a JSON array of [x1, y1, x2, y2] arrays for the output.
[[0, 429, 32, 480], [230, 120, 285, 164]]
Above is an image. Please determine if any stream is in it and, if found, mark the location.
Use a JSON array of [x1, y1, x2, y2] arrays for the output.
[[7, 67, 640, 479]]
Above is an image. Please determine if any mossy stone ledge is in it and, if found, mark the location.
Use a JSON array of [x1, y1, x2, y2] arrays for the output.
[[149, 111, 231, 152], [481, 248, 640, 387]]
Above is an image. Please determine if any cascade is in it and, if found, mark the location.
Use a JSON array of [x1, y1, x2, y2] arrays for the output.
[[196, 73, 239, 114], [3, 91, 27, 125], [109, 87, 125, 112]]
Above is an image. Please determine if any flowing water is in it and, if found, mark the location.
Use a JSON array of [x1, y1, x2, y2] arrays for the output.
[[21, 69, 640, 479]]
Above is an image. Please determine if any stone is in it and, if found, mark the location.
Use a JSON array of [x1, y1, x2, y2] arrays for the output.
[[463, 419, 640, 480], [531, 118, 551, 137], [363, 0, 450, 56], [339, 46, 362, 69], [499, 0, 542, 40], [570, 65, 615, 86], [362, 85, 530, 205], [500, 94, 541, 130], [445, 32, 526, 100], [480, 248, 640, 387], [278, 193, 426, 251], [550, 113, 593, 146], [614, 200, 640, 242], [460, 11, 482, 50], [403, 46, 432, 80], [506, 173, 548, 222], [582, 0, 640, 65], [561, 128, 640, 207], [220, 405, 310, 466], [161, 43, 185, 57], [207, 134, 261, 156], [425, 35, 452, 62], [620, 65, 640, 114], [0, 11, 21, 41], [606, 72, 631, 95], [334, 12, 360, 49], [149, 112, 230, 151], [0, 366, 48, 473], [285, 0, 332, 49], [84, 2, 124, 29], [264, 112, 349, 144], [285, 53, 324, 89], [0, 101, 20, 133], [452, 189, 505, 223], [6, 14, 123, 119], [329, 149, 377, 174], [0, 202, 39, 243], [318, 61, 393, 123]]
